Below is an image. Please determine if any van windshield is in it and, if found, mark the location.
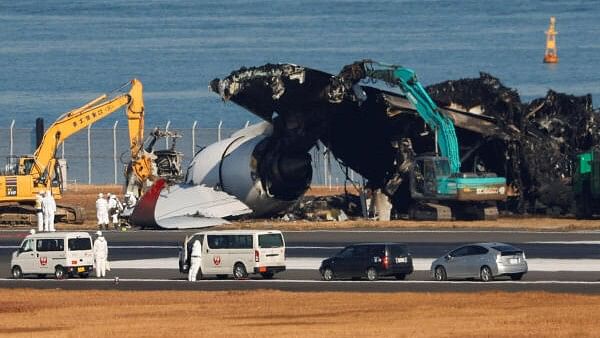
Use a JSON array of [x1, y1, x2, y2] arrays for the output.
[[69, 238, 92, 251], [259, 234, 283, 248]]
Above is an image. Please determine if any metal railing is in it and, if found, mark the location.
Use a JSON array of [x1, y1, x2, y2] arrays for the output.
[[0, 120, 360, 188]]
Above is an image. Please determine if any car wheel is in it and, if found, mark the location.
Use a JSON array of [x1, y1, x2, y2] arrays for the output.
[[216, 274, 228, 279], [394, 274, 406, 280], [233, 263, 248, 280], [366, 267, 378, 281], [434, 266, 447, 281], [321, 267, 334, 281], [510, 273, 524, 281], [11, 266, 23, 279], [261, 272, 274, 279], [54, 266, 66, 280], [480, 266, 493, 282]]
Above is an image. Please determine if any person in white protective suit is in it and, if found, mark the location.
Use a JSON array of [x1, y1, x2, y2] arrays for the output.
[[93, 231, 109, 278], [96, 193, 109, 230], [188, 240, 202, 281], [35, 191, 44, 232], [124, 192, 137, 209], [108, 194, 123, 229], [44, 190, 57, 232]]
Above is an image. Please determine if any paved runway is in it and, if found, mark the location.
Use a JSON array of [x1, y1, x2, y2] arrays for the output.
[[1, 229, 600, 293]]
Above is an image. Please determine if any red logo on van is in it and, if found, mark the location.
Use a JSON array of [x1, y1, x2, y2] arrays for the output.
[[39, 257, 48, 266], [213, 256, 221, 266]]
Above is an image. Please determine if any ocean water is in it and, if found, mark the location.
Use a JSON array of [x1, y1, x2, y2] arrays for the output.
[[1, 0, 599, 131]]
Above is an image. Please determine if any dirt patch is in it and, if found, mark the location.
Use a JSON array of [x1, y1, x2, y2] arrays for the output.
[[0, 289, 598, 337]]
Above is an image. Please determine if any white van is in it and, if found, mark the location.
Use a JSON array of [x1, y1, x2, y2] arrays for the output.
[[11, 232, 94, 279], [179, 230, 286, 279]]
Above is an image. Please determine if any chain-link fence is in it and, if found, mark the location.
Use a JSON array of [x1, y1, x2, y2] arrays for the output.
[[0, 121, 360, 189]]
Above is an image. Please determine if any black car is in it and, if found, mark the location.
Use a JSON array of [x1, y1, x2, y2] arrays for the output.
[[319, 243, 413, 281]]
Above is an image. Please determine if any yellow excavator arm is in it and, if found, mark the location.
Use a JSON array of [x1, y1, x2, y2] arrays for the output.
[[29, 79, 146, 191]]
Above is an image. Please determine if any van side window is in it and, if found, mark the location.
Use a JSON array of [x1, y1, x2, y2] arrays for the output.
[[37, 239, 64, 252], [20, 239, 33, 252], [207, 235, 253, 249], [68, 238, 92, 251], [258, 234, 283, 248]]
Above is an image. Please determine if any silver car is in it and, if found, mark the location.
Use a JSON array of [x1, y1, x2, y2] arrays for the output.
[[430, 243, 528, 282]]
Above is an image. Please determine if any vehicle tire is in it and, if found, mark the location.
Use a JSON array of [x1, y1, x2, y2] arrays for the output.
[[11, 266, 23, 279], [394, 274, 406, 280], [366, 267, 378, 281], [261, 272, 274, 279], [434, 266, 447, 281], [216, 274, 228, 279], [510, 273, 523, 281], [321, 267, 334, 281], [480, 266, 494, 282], [232, 263, 248, 280], [321, 268, 333, 282], [54, 266, 66, 280], [79, 273, 90, 279]]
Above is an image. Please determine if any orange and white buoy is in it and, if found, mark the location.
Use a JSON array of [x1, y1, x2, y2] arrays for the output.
[[543, 17, 558, 63]]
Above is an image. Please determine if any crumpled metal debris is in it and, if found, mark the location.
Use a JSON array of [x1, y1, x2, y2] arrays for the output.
[[211, 64, 599, 216], [427, 73, 600, 213], [281, 195, 361, 221]]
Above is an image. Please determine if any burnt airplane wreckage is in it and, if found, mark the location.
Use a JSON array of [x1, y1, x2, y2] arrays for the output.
[[208, 61, 599, 218], [131, 60, 598, 228]]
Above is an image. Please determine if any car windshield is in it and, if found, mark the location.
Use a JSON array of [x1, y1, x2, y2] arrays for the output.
[[492, 245, 523, 256]]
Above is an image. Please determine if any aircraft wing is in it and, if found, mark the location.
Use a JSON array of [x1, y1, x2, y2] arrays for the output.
[[130, 179, 252, 229]]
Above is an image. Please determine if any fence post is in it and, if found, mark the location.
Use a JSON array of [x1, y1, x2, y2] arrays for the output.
[[218, 120, 223, 142], [87, 124, 92, 184], [165, 120, 171, 149], [191, 121, 197, 155], [323, 145, 328, 187], [9, 120, 15, 158], [113, 120, 119, 184]]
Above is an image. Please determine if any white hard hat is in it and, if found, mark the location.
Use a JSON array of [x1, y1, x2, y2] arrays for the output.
[[29, 229, 36, 235], [96, 230, 103, 236], [98, 193, 104, 198]]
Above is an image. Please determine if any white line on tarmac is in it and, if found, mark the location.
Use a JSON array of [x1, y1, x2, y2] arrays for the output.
[[0, 278, 599, 285], [284, 230, 600, 234], [0, 245, 179, 249], [109, 257, 600, 272], [526, 241, 600, 245]]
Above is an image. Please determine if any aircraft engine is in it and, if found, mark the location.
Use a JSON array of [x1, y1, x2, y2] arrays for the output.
[[130, 122, 312, 229], [187, 123, 312, 216]]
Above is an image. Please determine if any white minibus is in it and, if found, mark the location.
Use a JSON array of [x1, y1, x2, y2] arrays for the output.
[[179, 230, 286, 279], [11, 232, 94, 279]]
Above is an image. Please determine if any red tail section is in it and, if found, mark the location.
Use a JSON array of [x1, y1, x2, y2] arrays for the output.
[[130, 179, 167, 228]]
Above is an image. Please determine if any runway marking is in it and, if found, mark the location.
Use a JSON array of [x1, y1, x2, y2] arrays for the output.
[[0, 278, 599, 285], [526, 241, 600, 245], [287, 246, 344, 249], [109, 257, 600, 272], [0, 245, 179, 249], [285, 230, 600, 234]]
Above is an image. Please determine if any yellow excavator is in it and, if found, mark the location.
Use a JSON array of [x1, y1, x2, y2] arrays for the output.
[[0, 79, 181, 226]]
